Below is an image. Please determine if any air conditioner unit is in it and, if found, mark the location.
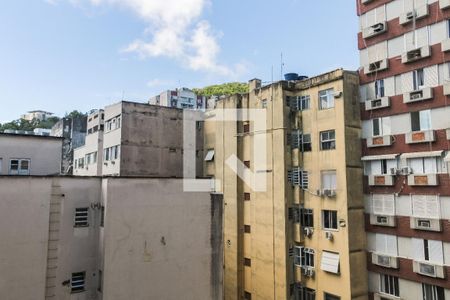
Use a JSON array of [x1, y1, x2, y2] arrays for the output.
[[325, 231, 334, 241], [377, 254, 391, 267], [303, 267, 315, 277], [410, 90, 424, 100], [376, 215, 389, 225], [417, 219, 432, 228], [406, 11, 416, 19], [333, 91, 343, 98], [419, 262, 437, 276], [303, 227, 313, 238], [323, 189, 336, 198], [373, 23, 384, 32], [401, 166, 413, 175]]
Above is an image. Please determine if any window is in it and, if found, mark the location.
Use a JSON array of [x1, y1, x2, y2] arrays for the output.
[[372, 194, 395, 216], [375, 79, 385, 98], [261, 99, 267, 108], [320, 130, 336, 150], [100, 206, 105, 227], [319, 89, 335, 109], [324, 293, 340, 300], [300, 95, 310, 110], [372, 117, 391, 137], [98, 270, 103, 292], [204, 149, 215, 161], [104, 145, 120, 161], [243, 122, 250, 133], [411, 110, 431, 132], [375, 234, 398, 256], [298, 286, 316, 300], [364, 159, 397, 175], [321, 170, 337, 190], [322, 210, 338, 230], [321, 251, 340, 274], [244, 291, 252, 300], [380, 274, 399, 297], [294, 246, 315, 268], [9, 159, 31, 175], [244, 225, 251, 233], [289, 207, 301, 223], [244, 258, 251, 267], [71, 272, 85, 293], [244, 160, 250, 168], [244, 193, 251, 201], [106, 115, 121, 132], [74, 207, 89, 227], [300, 208, 314, 227], [412, 195, 440, 219], [413, 68, 425, 91], [412, 238, 443, 264], [302, 134, 312, 152], [422, 284, 445, 300], [291, 131, 311, 152], [407, 157, 445, 174]]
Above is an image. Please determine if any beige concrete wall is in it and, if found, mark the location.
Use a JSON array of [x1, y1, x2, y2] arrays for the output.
[[0, 135, 62, 175], [101, 178, 222, 300], [102, 103, 122, 176], [74, 132, 103, 176]]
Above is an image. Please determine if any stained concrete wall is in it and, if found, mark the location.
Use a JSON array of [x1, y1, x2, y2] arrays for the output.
[[0, 176, 222, 300], [0, 134, 62, 175]]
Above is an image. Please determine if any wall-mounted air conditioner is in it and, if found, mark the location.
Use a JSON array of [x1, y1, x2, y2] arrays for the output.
[[303, 267, 315, 277], [400, 5, 429, 25], [367, 135, 393, 148], [403, 87, 433, 103], [405, 130, 436, 144], [413, 261, 445, 278], [368, 175, 395, 186], [325, 231, 334, 241], [371, 253, 399, 269], [365, 97, 390, 111], [407, 173, 439, 186], [322, 189, 336, 198], [410, 217, 442, 231], [370, 214, 396, 227], [401, 166, 413, 175], [401, 46, 431, 64], [362, 22, 387, 39], [303, 227, 313, 238], [364, 59, 388, 75]]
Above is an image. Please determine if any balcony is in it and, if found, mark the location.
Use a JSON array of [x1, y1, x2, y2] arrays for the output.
[[440, 0, 450, 10], [407, 173, 439, 186], [410, 217, 442, 232], [368, 175, 395, 186], [371, 253, 399, 269], [370, 214, 396, 227], [365, 97, 390, 111], [401, 46, 431, 64], [367, 135, 393, 148], [362, 22, 387, 39], [413, 261, 445, 278], [399, 5, 429, 25], [364, 59, 388, 75], [403, 87, 433, 104], [405, 130, 435, 144]]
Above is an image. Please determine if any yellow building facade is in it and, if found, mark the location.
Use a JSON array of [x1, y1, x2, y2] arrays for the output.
[[204, 69, 368, 300]]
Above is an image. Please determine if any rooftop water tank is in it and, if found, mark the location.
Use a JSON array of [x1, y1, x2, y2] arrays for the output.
[[284, 73, 299, 81]]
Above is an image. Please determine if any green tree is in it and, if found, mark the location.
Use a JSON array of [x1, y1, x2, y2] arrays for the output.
[[192, 82, 248, 97], [65, 110, 86, 119]]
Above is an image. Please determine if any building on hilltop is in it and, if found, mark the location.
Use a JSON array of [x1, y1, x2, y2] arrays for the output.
[[149, 87, 206, 110], [203, 69, 367, 300], [357, 0, 450, 299], [21, 110, 54, 121]]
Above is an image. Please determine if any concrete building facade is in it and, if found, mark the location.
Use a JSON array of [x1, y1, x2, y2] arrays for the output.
[[149, 87, 206, 110], [21, 110, 54, 121], [0, 176, 223, 300], [0, 133, 62, 176], [74, 102, 203, 177], [204, 69, 367, 300], [357, 0, 450, 299]]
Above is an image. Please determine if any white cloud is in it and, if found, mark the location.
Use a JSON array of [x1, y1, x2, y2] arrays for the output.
[[48, 0, 247, 77]]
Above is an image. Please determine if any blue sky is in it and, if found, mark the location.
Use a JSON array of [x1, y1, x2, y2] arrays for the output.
[[0, 0, 359, 123]]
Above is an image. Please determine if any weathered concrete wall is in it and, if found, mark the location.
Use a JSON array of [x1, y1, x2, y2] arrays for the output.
[[101, 177, 221, 300], [0, 134, 62, 175]]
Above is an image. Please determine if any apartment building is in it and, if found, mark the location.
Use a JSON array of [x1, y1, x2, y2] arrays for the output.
[[357, 0, 450, 299], [204, 69, 367, 300], [149, 87, 206, 110], [0, 176, 223, 300], [0, 133, 62, 175], [73, 101, 203, 177], [51, 114, 87, 174], [21, 110, 54, 121], [73, 109, 104, 176]]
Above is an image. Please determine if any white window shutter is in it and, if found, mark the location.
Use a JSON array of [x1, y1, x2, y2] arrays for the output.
[[412, 195, 427, 218], [425, 196, 440, 219], [372, 195, 385, 215], [382, 117, 392, 135], [404, 0, 414, 12], [321, 251, 340, 274], [412, 238, 425, 261], [386, 235, 398, 256], [376, 234, 388, 254], [428, 240, 444, 265], [414, 0, 427, 9], [423, 157, 437, 174], [383, 195, 395, 216]]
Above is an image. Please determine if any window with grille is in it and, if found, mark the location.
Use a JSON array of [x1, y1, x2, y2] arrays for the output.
[[320, 130, 336, 150], [9, 159, 30, 175], [288, 168, 308, 189], [297, 286, 316, 300], [244, 258, 251, 267], [300, 95, 310, 110], [300, 208, 314, 227], [322, 210, 338, 230], [380, 274, 399, 297], [294, 246, 314, 268], [244, 225, 251, 233], [289, 207, 301, 223], [74, 207, 89, 227], [71, 272, 85, 293], [244, 291, 252, 300], [324, 293, 340, 300]]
